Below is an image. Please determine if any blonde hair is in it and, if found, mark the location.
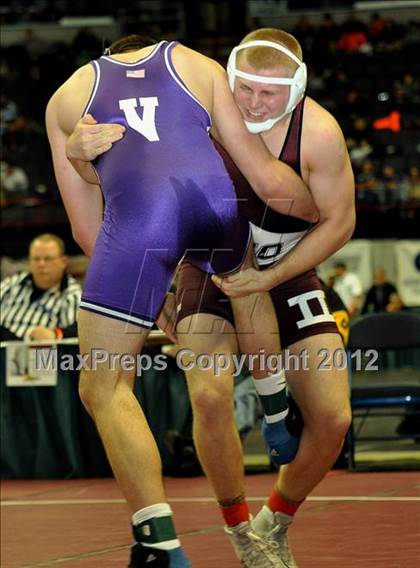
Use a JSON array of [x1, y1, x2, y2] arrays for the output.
[[29, 233, 66, 256], [238, 28, 302, 73]]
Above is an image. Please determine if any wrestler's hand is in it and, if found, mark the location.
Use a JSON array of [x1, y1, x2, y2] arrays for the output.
[[156, 292, 178, 344], [28, 326, 57, 341], [211, 267, 275, 298], [66, 114, 125, 162]]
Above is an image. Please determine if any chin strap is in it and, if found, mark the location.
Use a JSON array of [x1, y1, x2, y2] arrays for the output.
[[244, 113, 287, 134], [227, 40, 307, 133]]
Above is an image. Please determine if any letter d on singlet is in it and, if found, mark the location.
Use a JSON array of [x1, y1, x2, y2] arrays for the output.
[[119, 97, 160, 141]]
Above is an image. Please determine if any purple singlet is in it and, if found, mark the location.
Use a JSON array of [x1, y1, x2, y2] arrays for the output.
[[80, 41, 249, 329]]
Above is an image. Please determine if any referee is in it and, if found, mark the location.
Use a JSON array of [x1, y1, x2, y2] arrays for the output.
[[1, 233, 81, 341]]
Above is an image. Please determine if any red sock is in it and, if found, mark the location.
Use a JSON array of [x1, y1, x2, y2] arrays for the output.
[[268, 490, 303, 517], [221, 501, 250, 527]]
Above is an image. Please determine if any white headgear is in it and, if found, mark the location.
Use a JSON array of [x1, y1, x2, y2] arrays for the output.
[[227, 40, 307, 133]]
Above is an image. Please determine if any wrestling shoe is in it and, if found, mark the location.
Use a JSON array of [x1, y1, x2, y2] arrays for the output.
[[225, 520, 282, 567], [128, 543, 192, 567], [253, 506, 298, 568]]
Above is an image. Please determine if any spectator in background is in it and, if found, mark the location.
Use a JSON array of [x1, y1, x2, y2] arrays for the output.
[[368, 12, 386, 44], [361, 268, 397, 313], [377, 164, 409, 206], [377, 18, 406, 51], [0, 94, 19, 136], [349, 138, 373, 167], [337, 16, 370, 53], [401, 72, 419, 98], [333, 262, 363, 316], [405, 165, 420, 220], [23, 29, 47, 58], [71, 27, 102, 68], [385, 291, 406, 312], [341, 88, 368, 121], [393, 73, 420, 127], [347, 116, 372, 145], [0, 160, 30, 197], [0, 233, 81, 341], [313, 13, 340, 63], [319, 13, 340, 46], [405, 20, 420, 47], [407, 165, 420, 202], [315, 13, 340, 57], [292, 15, 316, 52], [355, 159, 381, 204]]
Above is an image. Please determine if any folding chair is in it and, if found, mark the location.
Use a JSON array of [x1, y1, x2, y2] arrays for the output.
[[347, 311, 420, 470]]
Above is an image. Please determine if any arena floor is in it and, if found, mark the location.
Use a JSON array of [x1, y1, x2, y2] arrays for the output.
[[2, 470, 419, 567]]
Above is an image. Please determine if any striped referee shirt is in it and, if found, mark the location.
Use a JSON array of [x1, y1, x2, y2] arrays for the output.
[[1, 272, 82, 339]]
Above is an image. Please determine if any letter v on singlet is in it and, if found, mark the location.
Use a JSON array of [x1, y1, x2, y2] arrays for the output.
[[119, 97, 160, 141]]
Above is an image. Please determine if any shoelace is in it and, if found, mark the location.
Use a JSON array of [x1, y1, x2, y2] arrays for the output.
[[266, 525, 295, 565], [237, 530, 279, 567]]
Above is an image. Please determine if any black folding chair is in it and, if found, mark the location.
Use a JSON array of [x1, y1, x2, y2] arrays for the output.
[[347, 312, 420, 470]]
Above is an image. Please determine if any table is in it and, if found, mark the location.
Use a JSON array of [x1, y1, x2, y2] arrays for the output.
[[1, 335, 191, 479]]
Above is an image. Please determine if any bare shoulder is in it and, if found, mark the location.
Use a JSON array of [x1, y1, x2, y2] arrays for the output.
[[303, 97, 344, 140], [171, 42, 225, 83], [172, 43, 219, 68], [302, 97, 347, 162], [170, 43, 224, 113], [47, 64, 96, 134]]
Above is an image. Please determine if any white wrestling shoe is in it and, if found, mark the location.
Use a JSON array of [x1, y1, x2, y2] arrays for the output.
[[225, 520, 282, 567], [253, 506, 298, 568]]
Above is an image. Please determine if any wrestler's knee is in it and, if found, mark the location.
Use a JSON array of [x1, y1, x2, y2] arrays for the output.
[[78, 371, 105, 415], [311, 404, 352, 457], [189, 375, 234, 424], [78, 369, 128, 416]]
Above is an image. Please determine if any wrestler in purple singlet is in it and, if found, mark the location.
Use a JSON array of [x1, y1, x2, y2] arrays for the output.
[[79, 41, 250, 329]]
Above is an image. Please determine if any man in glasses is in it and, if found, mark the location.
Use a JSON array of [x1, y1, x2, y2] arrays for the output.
[[1, 233, 81, 341]]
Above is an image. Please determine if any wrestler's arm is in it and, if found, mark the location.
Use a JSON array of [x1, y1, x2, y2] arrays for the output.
[[260, 112, 355, 285], [215, 111, 355, 296], [45, 67, 104, 256], [209, 62, 318, 223]]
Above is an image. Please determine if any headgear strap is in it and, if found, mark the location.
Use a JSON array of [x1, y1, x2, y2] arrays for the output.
[[227, 40, 307, 133]]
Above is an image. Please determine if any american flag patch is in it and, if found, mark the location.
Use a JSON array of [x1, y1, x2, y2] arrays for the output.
[[126, 69, 145, 78]]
